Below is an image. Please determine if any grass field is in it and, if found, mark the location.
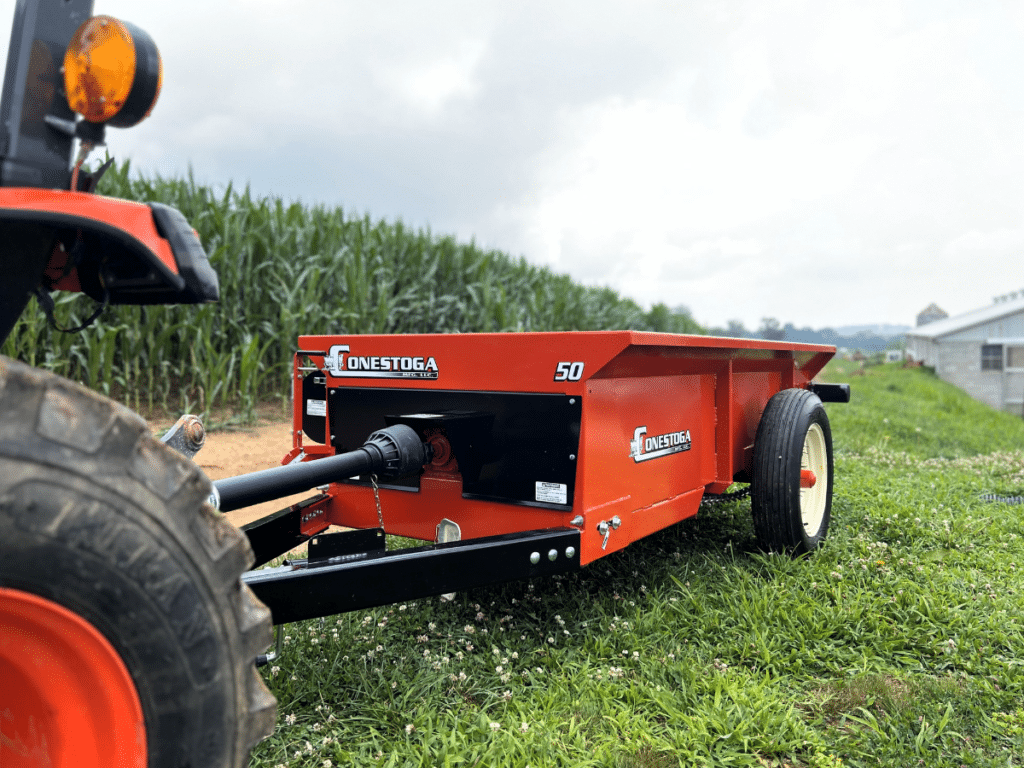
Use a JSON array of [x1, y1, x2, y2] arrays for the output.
[[247, 361, 1024, 767]]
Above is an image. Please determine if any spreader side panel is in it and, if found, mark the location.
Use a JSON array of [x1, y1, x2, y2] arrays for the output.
[[576, 373, 716, 563]]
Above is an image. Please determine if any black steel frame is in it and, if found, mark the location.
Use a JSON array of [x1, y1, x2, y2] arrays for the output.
[[242, 527, 581, 625]]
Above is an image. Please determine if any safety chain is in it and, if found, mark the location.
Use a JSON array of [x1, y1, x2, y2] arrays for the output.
[[700, 486, 752, 505], [370, 473, 384, 529]]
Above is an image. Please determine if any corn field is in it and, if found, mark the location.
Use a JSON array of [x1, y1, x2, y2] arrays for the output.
[[2, 160, 704, 422]]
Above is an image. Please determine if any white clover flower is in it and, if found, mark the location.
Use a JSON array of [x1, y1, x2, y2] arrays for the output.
[[490, 722, 501, 731], [405, 724, 415, 734]]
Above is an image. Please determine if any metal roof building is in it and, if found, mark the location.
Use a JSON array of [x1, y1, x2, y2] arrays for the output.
[[907, 295, 1024, 414]]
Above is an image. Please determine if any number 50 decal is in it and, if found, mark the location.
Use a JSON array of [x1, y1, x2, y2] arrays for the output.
[[554, 361, 585, 381]]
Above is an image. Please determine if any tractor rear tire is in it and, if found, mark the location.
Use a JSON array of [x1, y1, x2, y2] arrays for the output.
[[0, 356, 276, 768], [751, 387, 834, 555]]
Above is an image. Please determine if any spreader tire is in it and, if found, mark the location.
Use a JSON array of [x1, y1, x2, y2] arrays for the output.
[[0, 357, 276, 768], [751, 387, 833, 555]]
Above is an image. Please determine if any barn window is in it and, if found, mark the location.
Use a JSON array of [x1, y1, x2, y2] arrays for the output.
[[1008, 346, 1024, 369], [981, 344, 1003, 371]]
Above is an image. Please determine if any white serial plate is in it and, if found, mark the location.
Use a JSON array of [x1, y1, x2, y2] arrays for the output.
[[535, 481, 567, 505], [306, 399, 327, 417]]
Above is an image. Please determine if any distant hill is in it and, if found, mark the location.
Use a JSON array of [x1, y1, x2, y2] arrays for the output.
[[833, 324, 910, 338], [784, 326, 905, 352], [706, 320, 908, 352]]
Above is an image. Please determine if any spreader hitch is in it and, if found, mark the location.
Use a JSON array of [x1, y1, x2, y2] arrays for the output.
[[212, 424, 430, 513]]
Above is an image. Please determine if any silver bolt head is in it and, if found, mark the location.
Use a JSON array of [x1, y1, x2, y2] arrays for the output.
[[548, 549, 558, 561], [565, 546, 576, 559], [530, 551, 540, 565]]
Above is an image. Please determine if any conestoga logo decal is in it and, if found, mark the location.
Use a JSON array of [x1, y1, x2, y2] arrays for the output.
[[628, 426, 691, 463], [325, 344, 439, 379]]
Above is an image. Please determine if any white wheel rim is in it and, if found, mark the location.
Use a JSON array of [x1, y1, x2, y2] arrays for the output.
[[800, 422, 828, 535]]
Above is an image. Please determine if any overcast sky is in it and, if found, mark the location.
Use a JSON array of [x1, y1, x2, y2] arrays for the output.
[[5, 0, 1023, 330]]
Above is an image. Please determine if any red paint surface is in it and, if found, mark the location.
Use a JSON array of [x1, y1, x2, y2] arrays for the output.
[[0, 588, 146, 768], [285, 331, 834, 564], [0, 187, 180, 283]]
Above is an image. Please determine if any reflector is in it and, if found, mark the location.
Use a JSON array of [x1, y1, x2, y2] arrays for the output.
[[63, 15, 162, 128]]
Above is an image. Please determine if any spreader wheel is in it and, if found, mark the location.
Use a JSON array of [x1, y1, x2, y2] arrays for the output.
[[751, 387, 834, 555], [0, 357, 276, 768]]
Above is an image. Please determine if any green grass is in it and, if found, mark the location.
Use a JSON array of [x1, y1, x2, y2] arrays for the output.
[[248, 362, 1024, 767]]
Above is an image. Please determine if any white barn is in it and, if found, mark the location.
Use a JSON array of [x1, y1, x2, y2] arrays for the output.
[[906, 294, 1024, 414]]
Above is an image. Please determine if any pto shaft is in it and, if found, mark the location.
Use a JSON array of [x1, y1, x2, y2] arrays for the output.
[[212, 424, 428, 513]]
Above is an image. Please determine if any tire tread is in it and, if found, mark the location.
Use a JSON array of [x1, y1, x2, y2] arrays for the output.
[[0, 356, 276, 767], [751, 387, 833, 555]]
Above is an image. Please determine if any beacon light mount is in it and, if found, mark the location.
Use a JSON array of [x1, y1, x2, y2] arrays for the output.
[[39, 14, 161, 190]]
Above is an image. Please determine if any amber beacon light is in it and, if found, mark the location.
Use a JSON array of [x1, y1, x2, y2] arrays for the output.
[[63, 15, 162, 128]]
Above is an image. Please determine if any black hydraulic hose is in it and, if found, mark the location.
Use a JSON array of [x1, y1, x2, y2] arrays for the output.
[[212, 424, 428, 513]]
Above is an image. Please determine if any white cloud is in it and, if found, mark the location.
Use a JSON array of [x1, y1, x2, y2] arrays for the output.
[[2, 0, 1022, 329]]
